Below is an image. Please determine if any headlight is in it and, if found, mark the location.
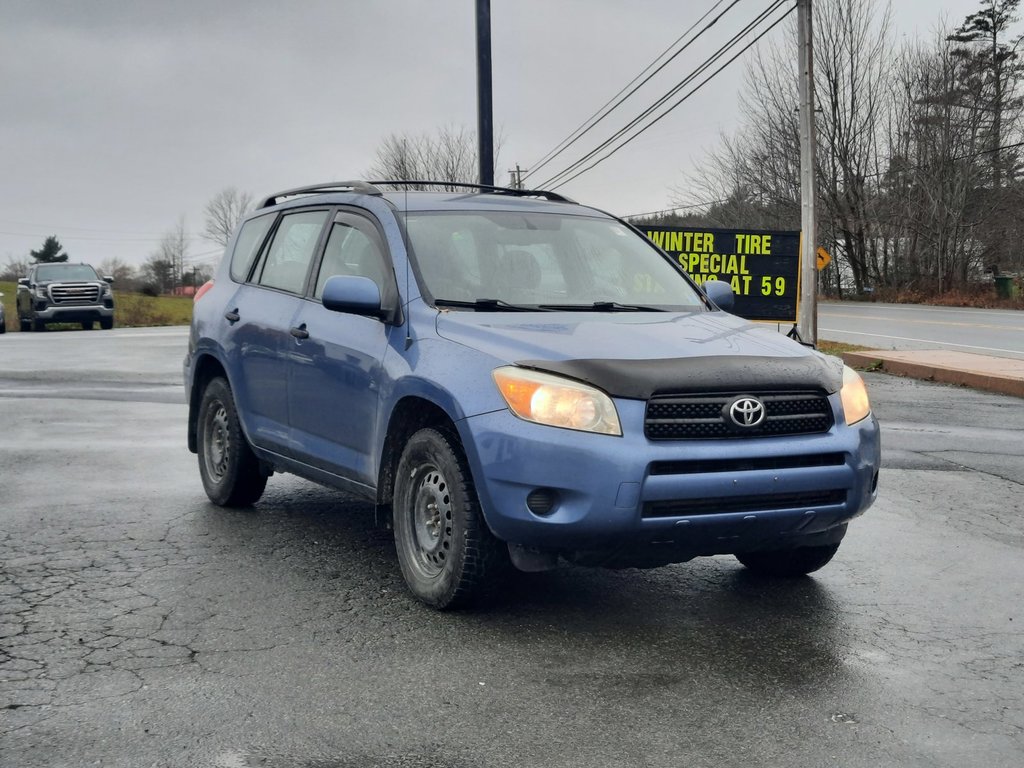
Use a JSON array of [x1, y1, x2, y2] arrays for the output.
[[492, 366, 622, 436], [35, 286, 47, 298], [840, 365, 871, 425]]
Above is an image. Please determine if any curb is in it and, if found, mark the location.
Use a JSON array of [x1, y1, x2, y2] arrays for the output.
[[842, 351, 1024, 399]]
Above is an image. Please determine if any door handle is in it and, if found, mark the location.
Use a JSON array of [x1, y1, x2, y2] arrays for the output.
[[290, 324, 310, 340], [224, 309, 240, 323]]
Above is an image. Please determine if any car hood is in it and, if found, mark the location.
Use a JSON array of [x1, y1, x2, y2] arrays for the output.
[[434, 310, 843, 398]]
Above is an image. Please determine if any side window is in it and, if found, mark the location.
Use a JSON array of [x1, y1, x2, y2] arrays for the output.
[[314, 221, 388, 299], [256, 210, 329, 294], [229, 213, 275, 283]]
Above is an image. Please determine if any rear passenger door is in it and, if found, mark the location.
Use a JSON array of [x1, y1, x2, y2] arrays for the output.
[[286, 211, 396, 486], [229, 208, 330, 454]]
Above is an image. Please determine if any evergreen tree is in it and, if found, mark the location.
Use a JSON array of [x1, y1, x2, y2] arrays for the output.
[[30, 235, 69, 263]]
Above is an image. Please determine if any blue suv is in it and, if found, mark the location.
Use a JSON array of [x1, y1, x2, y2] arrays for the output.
[[185, 181, 880, 609]]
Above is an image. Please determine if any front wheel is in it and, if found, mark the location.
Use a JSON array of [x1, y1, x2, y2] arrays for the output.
[[100, 317, 114, 330], [393, 428, 508, 609], [735, 543, 840, 577], [196, 376, 267, 506], [32, 319, 46, 332]]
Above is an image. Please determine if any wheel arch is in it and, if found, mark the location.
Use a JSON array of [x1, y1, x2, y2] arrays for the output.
[[377, 396, 461, 508], [187, 353, 229, 453]]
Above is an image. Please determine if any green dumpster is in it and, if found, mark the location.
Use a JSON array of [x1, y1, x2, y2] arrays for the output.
[[994, 275, 1017, 299]]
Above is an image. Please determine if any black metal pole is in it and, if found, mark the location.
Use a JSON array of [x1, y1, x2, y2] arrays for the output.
[[476, 0, 494, 186]]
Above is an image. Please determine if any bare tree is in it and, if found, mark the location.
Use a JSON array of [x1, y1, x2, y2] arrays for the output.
[[97, 257, 138, 289], [1, 255, 31, 281], [155, 217, 189, 291], [365, 125, 502, 190], [202, 187, 254, 247]]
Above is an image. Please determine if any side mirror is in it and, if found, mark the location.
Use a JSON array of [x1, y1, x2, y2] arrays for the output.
[[18, 277, 29, 287], [321, 275, 385, 318], [104, 275, 115, 284], [702, 279, 735, 312]]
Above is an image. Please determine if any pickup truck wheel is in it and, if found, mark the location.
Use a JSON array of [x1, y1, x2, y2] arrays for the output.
[[393, 428, 507, 609], [100, 317, 114, 330], [20, 318, 30, 332], [735, 543, 840, 576], [197, 376, 267, 506], [32, 319, 46, 332], [0, 318, 6, 334]]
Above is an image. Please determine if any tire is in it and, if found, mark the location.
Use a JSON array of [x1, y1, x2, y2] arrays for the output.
[[0, 318, 5, 334], [735, 543, 840, 577], [100, 317, 114, 330], [32, 319, 46, 332], [20, 317, 30, 332], [196, 376, 267, 506], [393, 427, 508, 609], [81, 321, 94, 330]]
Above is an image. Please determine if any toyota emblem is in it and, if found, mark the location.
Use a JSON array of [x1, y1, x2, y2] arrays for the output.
[[727, 396, 766, 428]]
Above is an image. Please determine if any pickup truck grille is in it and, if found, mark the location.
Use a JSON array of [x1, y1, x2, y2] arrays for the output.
[[50, 283, 100, 304], [645, 391, 833, 440]]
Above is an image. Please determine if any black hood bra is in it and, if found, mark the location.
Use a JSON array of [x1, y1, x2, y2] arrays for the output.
[[517, 354, 844, 400]]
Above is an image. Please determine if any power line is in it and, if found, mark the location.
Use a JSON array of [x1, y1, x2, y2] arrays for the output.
[[537, 0, 793, 190], [622, 198, 734, 219], [522, 0, 739, 184]]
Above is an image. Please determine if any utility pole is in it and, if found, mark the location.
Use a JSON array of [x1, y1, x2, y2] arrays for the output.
[[476, 0, 494, 187], [796, 0, 817, 345], [508, 164, 526, 189]]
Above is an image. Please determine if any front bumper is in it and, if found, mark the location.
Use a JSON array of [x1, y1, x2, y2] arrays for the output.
[[32, 303, 114, 322], [459, 396, 880, 559]]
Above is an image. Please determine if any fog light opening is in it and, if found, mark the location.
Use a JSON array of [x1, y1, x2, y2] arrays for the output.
[[526, 488, 559, 516]]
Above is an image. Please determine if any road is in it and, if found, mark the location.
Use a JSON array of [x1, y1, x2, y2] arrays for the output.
[[2, 327, 1023, 768], [819, 301, 1024, 360]]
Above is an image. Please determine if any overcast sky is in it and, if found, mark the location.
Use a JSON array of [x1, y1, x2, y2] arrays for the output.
[[0, 0, 985, 270]]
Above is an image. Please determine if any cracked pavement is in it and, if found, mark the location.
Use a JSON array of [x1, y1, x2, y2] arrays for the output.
[[1, 327, 1022, 767]]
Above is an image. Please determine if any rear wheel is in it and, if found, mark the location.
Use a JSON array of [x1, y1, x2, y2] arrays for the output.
[[197, 376, 267, 506], [735, 544, 840, 577], [393, 427, 507, 609]]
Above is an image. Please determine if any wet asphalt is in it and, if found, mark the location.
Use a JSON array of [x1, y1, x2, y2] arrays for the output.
[[1, 327, 1022, 768]]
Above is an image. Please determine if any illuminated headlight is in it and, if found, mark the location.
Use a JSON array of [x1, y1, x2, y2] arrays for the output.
[[840, 365, 871, 425], [492, 366, 622, 436]]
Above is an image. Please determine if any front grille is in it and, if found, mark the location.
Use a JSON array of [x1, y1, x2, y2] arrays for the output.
[[642, 489, 847, 518], [645, 391, 833, 440], [649, 452, 846, 476], [50, 283, 100, 304]]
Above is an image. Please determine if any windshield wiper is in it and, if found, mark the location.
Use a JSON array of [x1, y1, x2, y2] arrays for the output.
[[433, 298, 549, 312], [537, 301, 666, 312]]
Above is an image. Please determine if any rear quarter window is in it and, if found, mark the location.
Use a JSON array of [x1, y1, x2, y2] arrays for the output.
[[230, 213, 276, 283]]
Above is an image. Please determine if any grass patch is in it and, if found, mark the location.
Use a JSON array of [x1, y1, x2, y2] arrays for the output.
[[817, 340, 871, 356], [0, 281, 192, 331]]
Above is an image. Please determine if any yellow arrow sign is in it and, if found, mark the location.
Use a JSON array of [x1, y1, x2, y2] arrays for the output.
[[816, 246, 831, 271]]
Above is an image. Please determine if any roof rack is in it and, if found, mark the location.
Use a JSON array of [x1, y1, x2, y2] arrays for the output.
[[370, 180, 576, 204], [258, 181, 384, 209]]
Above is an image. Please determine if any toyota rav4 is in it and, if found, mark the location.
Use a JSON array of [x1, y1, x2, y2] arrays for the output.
[[185, 181, 880, 609]]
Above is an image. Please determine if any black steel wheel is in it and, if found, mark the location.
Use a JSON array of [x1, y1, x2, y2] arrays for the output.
[[393, 428, 507, 609], [735, 543, 840, 577], [196, 376, 267, 506]]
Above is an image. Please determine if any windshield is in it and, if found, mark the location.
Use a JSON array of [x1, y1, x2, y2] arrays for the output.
[[36, 264, 100, 282], [405, 211, 704, 311]]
